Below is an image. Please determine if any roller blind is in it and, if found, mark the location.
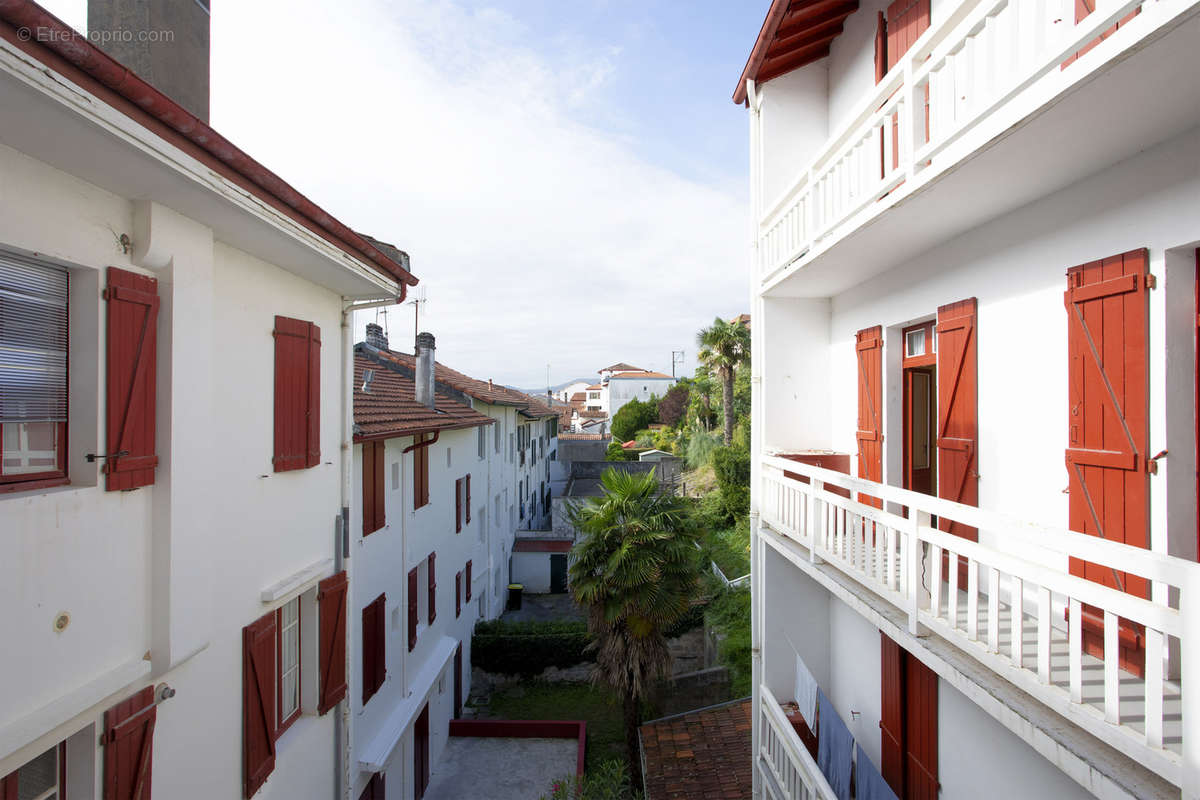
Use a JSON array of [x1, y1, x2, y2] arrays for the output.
[[0, 251, 68, 424]]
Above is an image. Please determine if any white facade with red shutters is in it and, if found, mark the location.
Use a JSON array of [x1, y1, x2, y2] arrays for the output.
[[741, 1, 1200, 799], [0, 4, 417, 800]]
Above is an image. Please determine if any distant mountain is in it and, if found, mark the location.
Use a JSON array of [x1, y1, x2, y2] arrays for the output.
[[519, 377, 594, 395]]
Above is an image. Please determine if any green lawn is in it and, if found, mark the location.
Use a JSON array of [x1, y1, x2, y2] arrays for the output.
[[485, 681, 625, 773]]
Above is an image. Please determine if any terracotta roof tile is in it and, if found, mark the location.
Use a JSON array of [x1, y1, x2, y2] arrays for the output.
[[569, 392, 586, 403], [579, 409, 607, 419], [353, 350, 493, 440], [557, 432, 607, 441], [370, 349, 520, 406], [600, 362, 644, 372], [640, 699, 752, 800]]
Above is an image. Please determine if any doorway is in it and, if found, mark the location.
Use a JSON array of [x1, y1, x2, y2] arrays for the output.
[[453, 644, 463, 720], [550, 553, 569, 594], [414, 704, 430, 799], [901, 321, 937, 497]]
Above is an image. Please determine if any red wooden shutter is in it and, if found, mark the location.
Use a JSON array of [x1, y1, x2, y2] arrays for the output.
[[413, 437, 430, 509], [905, 654, 939, 800], [1063, 1, 1140, 67], [408, 567, 419, 651], [455, 478, 463, 533], [363, 442, 385, 535], [102, 685, 156, 800], [456, 571, 462, 618], [465, 474, 472, 524], [243, 612, 276, 798], [428, 552, 437, 624], [359, 773, 385, 800], [273, 316, 320, 472], [1065, 249, 1149, 673], [362, 593, 386, 704], [105, 267, 159, 491], [885, 0, 929, 70], [465, 560, 473, 602], [936, 298, 979, 542], [318, 571, 348, 714], [0, 771, 13, 800], [879, 633, 905, 797], [856, 326, 884, 508]]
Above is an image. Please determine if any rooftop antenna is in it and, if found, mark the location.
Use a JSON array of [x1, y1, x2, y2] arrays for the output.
[[407, 286, 428, 348], [671, 350, 685, 378]]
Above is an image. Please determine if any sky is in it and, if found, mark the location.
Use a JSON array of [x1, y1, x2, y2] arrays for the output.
[[39, 0, 770, 388]]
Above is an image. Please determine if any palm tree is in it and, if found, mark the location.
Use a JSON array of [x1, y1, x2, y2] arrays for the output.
[[697, 317, 751, 445], [568, 468, 700, 788]]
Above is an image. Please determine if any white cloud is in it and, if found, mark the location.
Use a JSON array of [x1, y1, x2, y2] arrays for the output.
[[41, 0, 750, 385]]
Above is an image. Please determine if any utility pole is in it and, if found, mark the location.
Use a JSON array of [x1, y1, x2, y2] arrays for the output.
[[671, 350, 685, 378]]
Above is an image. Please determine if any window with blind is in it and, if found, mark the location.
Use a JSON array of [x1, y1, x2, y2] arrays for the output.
[[0, 251, 68, 487]]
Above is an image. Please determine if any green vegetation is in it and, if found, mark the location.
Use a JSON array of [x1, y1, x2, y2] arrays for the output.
[[540, 759, 641, 800], [711, 445, 751, 522], [488, 682, 626, 773], [610, 396, 658, 442], [706, 584, 752, 697], [696, 317, 751, 445], [471, 619, 592, 676], [656, 381, 690, 428], [700, 520, 750, 580], [568, 468, 701, 786], [683, 430, 721, 470]]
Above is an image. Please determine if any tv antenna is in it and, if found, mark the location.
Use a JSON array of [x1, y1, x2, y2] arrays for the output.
[[671, 350, 685, 378]]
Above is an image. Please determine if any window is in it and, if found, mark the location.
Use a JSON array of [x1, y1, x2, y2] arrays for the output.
[[446, 447, 452, 468], [427, 552, 437, 625], [588, 391, 599, 400], [509, 432, 514, 463], [408, 567, 420, 651], [456, 571, 462, 618], [494, 422, 500, 453], [273, 315, 320, 473], [362, 593, 386, 704], [1, 253, 69, 490], [277, 597, 301, 733], [412, 435, 430, 510], [391, 461, 400, 491], [362, 441, 385, 536], [455, 478, 463, 533], [465, 560, 472, 602], [465, 474, 472, 524], [478, 426, 486, 459], [1, 742, 64, 800]]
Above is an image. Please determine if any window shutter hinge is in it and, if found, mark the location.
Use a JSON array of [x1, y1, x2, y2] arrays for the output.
[[1145, 274, 1157, 289]]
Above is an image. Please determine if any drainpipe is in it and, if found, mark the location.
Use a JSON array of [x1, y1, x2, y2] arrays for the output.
[[337, 290, 403, 800]]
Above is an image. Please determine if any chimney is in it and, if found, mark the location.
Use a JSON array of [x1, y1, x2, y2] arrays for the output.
[[415, 332, 436, 409], [88, 0, 211, 122], [365, 322, 388, 350]]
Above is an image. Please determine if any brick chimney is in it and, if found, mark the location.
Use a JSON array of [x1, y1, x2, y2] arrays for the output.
[[88, 0, 210, 122], [365, 322, 388, 350], [415, 332, 435, 410]]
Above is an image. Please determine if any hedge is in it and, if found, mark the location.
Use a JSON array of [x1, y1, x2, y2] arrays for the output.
[[472, 619, 594, 675]]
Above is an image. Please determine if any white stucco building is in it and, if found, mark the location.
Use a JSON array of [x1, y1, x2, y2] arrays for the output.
[[0, 3, 418, 799], [741, 2, 1200, 800]]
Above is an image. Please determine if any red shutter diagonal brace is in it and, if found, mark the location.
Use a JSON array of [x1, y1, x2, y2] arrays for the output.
[[102, 685, 157, 800], [317, 571, 348, 714], [243, 612, 277, 798], [105, 268, 159, 491]]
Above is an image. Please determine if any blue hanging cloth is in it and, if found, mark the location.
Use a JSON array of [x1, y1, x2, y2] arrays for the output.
[[855, 744, 898, 800], [816, 689, 853, 800]]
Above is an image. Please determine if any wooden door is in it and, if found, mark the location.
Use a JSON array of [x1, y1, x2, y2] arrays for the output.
[[550, 553, 569, 594], [856, 326, 884, 508], [880, 633, 939, 800], [414, 704, 430, 799], [1065, 248, 1149, 675], [904, 368, 936, 496]]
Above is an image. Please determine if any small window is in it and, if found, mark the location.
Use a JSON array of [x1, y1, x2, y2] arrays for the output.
[[478, 426, 486, 459], [3, 743, 63, 800], [446, 447, 452, 468], [902, 321, 936, 367], [391, 461, 400, 491], [0, 253, 68, 488], [277, 597, 301, 732], [494, 423, 500, 453], [906, 328, 925, 357]]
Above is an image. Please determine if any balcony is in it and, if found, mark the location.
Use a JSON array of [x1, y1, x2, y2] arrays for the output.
[[756, 454, 1200, 792], [758, 685, 837, 800], [755, 0, 1200, 298]]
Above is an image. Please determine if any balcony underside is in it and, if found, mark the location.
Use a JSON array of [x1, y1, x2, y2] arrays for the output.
[[762, 7, 1200, 299]]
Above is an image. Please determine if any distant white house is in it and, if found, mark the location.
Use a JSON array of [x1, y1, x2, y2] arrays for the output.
[[605, 370, 676, 420]]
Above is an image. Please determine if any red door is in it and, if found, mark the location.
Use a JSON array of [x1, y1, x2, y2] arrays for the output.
[[453, 643, 463, 720], [856, 326, 884, 508], [880, 633, 939, 800], [414, 704, 430, 799], [1065, 248, 1149, 675]]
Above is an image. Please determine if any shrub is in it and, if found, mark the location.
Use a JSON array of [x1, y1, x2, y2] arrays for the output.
[[472, 619, 594, 675], [711, 446, 751, 522], [706, 586, 752, 696], [611, 397, 657, 442], [657, 383, 690, 428], [540, 759, 640, 800], [684, 430, 721, 470], [663, 600, 708, 640], [605, 442, 627, 461]]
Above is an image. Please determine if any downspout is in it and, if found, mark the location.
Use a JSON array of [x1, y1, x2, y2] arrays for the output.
[[338, 286, 404, 800], [746, 77, 766, 800]]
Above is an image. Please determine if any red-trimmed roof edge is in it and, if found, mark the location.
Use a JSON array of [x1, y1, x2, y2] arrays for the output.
[[0, 0, 418, 290], [733, 0, 791, 105]]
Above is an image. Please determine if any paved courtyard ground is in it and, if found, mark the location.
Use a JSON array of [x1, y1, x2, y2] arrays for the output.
[[422, 736, 578, 800], [499, 592, 584, 623]]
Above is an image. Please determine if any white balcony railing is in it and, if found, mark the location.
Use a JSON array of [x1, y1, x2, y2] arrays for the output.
[[757, 0, 1184, 281], [758, 454, 1200, 790], [758, 685, 838, 800]]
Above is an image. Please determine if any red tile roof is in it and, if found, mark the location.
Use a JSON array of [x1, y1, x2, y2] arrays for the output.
[[640, 699, 752, 800], [372, 349, 521, 406], [557, 433, 608, 441], [600, 362, 644, 373], [353, 352, 493, 441], [611, 371, 674, 380], [579, 409, 607, 419], [512, 539, 573, 553], [569, 392, 586, 403]]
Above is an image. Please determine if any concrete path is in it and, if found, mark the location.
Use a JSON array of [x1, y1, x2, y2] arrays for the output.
[[422, 737, 578, 800], [499, 592, 584, 624]]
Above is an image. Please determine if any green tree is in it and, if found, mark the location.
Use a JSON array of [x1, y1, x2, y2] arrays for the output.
[[610, 397, 657, 442], [711, 445, 751, 522], [657, 381, 690, 428], [568, 469, 700, 787], [697, 318, 751, 445]]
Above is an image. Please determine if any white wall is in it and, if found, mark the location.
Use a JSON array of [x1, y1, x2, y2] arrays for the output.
[[759, 63, 829, 210], [512, 552, 552, 594]]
